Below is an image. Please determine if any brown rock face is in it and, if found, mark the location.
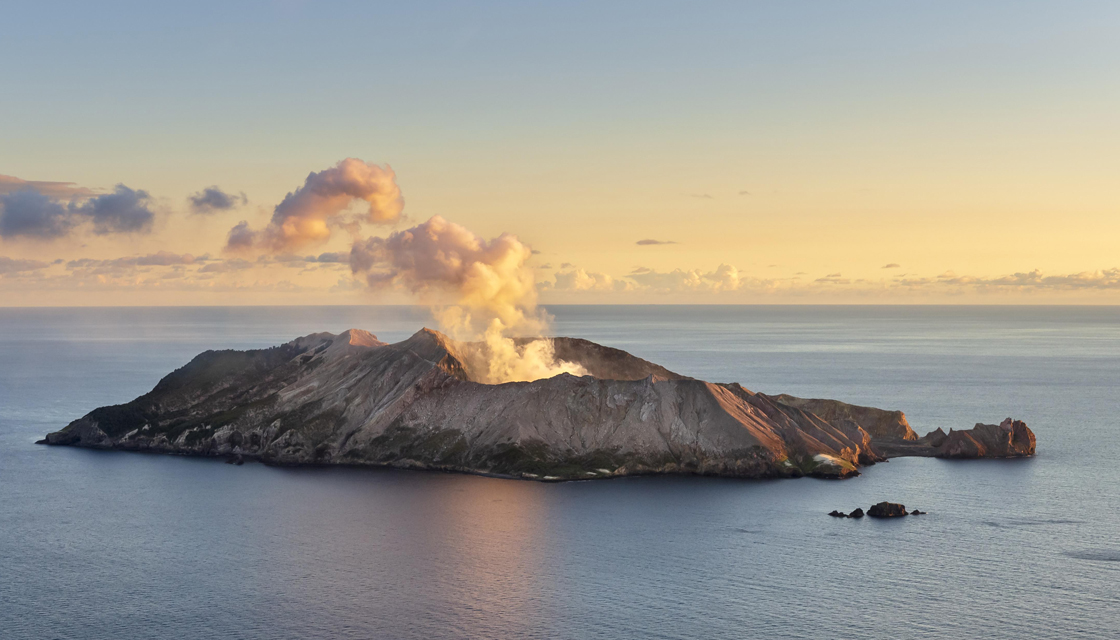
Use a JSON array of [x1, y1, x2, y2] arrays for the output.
[[770, 395, 917, 441], [935, 418, 1036, 459], [867, 502, 909, 518], [922, 427, 949, 448]]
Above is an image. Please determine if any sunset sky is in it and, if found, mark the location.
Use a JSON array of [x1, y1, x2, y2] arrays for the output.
[[2, 1, 1118, 305]]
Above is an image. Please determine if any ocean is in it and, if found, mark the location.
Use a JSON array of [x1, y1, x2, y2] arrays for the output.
[[1, 305, 1117, 639]]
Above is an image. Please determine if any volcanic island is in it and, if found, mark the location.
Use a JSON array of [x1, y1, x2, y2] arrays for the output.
[[40, 328, 1035, 481]]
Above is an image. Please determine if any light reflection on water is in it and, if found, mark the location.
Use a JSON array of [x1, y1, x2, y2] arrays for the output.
[[1, 306, 1118, 639]]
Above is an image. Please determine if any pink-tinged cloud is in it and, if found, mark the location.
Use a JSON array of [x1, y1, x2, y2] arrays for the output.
[[226, 158, 403, 254], [0, 174, 97, 199]]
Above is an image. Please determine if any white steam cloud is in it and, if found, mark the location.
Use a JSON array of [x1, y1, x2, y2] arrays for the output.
[[227, 158, 403, 253], [349, 215, 585, 383]]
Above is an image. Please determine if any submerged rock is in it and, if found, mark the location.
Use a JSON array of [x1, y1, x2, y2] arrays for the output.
[[38, 327, 1035, 483]]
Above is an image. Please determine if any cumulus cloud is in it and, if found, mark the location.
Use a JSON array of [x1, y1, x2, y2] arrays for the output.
[[636, 239, 677, 246], [0, 256, 50, 275], [68, 185, 155, 235], [882, 263, 901, 269], [0, 184, 154, 239], [628, 264, 744, 293], [225, 221, 256, 252], [226, 158, 403, 253], [547, 268, 633, 292], [189, 187, 247, 214], [0, 189, 73, 238]]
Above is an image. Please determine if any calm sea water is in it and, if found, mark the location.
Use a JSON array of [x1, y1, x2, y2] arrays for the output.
[[2, 306, 1118, 639]]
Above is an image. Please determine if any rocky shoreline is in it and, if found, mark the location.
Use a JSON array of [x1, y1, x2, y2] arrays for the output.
[[39, 328, 1036, 482]]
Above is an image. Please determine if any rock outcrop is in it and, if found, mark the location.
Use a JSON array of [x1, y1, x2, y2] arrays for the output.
[[935, 418, 1036, 459], [869, 419, 1035, 461], [829, 505, 927, 518], [38, 327, 1036, 482], [867, 502, 909, 518]]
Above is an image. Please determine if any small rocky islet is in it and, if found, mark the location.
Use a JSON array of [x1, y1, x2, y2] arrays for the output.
[[39, 328, 1036, 482], [830, 502, 927, 518]]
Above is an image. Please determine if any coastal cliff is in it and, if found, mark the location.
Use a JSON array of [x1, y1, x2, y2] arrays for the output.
[[39, 328, 1034, 481]]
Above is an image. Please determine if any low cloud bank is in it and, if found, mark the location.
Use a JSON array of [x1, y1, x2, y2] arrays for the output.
[[66, 251, 201, 271], [543, 264, 1120, 296], [0, 256, 49, 275], [918, 268, 1120, 290]]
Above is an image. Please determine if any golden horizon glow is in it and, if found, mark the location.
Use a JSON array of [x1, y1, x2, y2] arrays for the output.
[[2, 4, 1118, 305]]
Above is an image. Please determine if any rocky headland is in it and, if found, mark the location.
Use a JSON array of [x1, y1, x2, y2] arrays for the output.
[[39, 328, 1036, 481]]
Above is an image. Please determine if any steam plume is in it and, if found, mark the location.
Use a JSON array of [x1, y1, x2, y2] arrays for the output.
[[350, 215, 585, 383], [226, 158, 403, 253]]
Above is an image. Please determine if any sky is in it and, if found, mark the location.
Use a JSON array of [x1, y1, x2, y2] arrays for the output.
[[1, 0, 1118, 306]]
